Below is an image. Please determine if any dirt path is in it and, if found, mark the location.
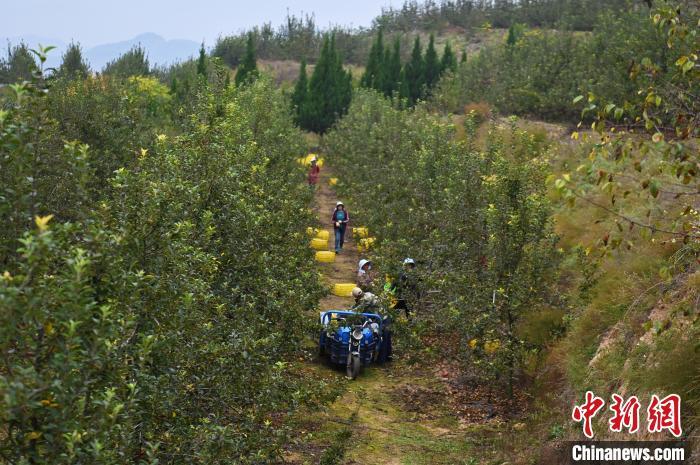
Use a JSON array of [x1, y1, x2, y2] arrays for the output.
[[285, 161, 492, 465], [312, 166, 359, 311]]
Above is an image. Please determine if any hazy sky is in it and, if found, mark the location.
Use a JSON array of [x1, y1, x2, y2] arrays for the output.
[[5, 0, 395, 46]]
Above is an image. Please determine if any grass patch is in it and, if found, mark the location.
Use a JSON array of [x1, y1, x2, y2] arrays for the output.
[[318, 414, 356, 465]]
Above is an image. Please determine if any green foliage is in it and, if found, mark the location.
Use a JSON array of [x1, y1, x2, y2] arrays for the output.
[[155, 55, 230, 124], [325, 91, 558, 392], [423, 34, 441, 90], [361, 31, 449, 103], [56, 42, 90, 79], [1, 58, 326, 463], [318, 422, 354, 465], [374, 0, 648, 33], [291, 58, 310, 126], [297, 34, 352, 133], [212, 13, 370, 67], [384, 38, 403, 96], [235, 33, 259, 86], [405, 36, 425, 104], [506, 23, 525, 47], [196, 43, 207, 76], [0, 43, 37, 84], [44, 75, 169, 197], [361, 29, 385, 90], [102, 45, 150, 77], [555, 4, 699, 254], [398, 67, 410, 101], [434, 6, 681, 121], [440, 40, 457, 74]]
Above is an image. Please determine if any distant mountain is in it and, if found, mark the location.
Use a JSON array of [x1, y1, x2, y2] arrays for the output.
[[86, 33, 200, 71], [3, 33, 200, 72]]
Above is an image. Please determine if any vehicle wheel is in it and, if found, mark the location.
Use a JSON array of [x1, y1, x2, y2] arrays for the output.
[[347, 354, 361, 380]]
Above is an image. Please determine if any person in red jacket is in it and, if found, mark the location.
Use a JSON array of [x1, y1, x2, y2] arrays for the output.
[[307, 157, 320, 187], [331, 201, 349, 253]]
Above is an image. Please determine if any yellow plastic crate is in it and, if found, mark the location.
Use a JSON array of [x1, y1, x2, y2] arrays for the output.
[[484, 340, 501, 354], [297, 154, 324, 167], [310, 237, 328, 250], [353, 227, 369, 239], [315, 229, 330, 241], [357, 237, 376, 252], [315, 251, 336, 263], [332, 283, 356, 297], [360, 237, 376, 247]]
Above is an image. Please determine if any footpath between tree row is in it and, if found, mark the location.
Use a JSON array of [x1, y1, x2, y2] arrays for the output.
[[283, 160, 492, 465]]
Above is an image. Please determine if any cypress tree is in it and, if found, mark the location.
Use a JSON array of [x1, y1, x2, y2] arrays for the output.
[[423, 34, 440, 90], [405, 36, 424, 104], [440, 41, 457, 74], [103, 45, 149, 77], [506, 24, 517, 47], [360, 29, 384, 91], [291, 59, 309, 127], [461, 50, 468, 64], [330, 34, 352, 125], [306, 34, 352, 133], [506, 24, 524, 48], [235, 33, 258, 86], [0, 43, 37, 84], [398, 67, 410, 102], [197, 43, 207, 76], [57, 42, 89, 79], [383, 38, 402, 97], [377, 45, 390, 95]]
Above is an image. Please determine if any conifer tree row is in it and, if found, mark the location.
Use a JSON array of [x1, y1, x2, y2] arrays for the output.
[[235, 32, 258, 86], [360, 31, 461, 105], [291, 33, 352, 134], [56, 42, 90, 79]]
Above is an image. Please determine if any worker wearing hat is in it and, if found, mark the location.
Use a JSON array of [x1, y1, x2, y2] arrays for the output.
[[331, 201, 349, 254], [395, 257, 417, 317]]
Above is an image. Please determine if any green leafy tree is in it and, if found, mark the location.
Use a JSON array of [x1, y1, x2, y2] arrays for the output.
[[398, 67, 410, 102], [0, 43, 37, 84], [235, 33, 258, 86], [405, 36, 424, 104], [196, 42, 207, 76], [325, 91, 557, 397], [558, 4, 699, 254], [304, 34, 352, 133], [506, 23, 525, 47], [440, 40, 457, 74], [461, 49, 467, 64], [361, 29, 385, 90], [56, 42, 90, 79], [102, 45, 150, 77], [0, 67, 327, 463], [383, 37, 402, 96], [424, 34, 441, 90], [292, 58, 309, 126]]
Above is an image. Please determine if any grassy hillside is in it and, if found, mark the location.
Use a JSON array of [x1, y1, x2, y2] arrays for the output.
[[255, 27, 506, 87]]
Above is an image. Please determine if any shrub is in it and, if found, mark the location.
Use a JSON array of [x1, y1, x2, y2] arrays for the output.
[[324, 90, 559, 393], [1, 69, 326, 463], [462, 101, 492, 124]]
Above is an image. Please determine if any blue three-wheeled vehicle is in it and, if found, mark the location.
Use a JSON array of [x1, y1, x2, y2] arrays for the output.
[[319, 310, 390, 379]]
